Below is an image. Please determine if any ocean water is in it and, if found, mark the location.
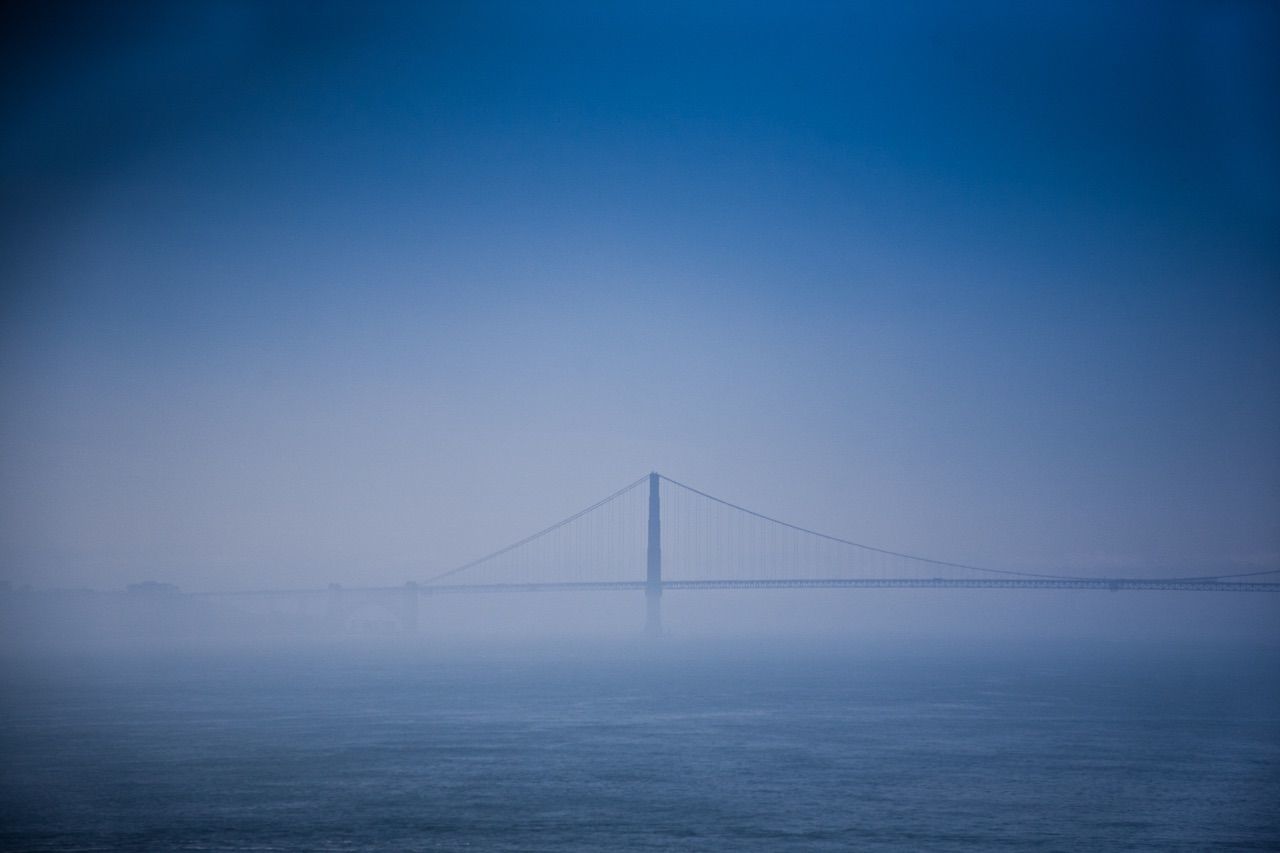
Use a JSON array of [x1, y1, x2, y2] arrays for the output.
[[1, 640, 1277, 851]]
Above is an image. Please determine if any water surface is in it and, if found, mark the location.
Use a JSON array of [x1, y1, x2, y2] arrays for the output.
[[2, 640, 1277, 851]]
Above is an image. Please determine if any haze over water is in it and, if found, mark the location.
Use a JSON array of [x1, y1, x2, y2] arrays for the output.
[[1, 2, 1278, 850]]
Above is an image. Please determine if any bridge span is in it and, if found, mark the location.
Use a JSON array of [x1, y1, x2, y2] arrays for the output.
[[420, 578, 1280, 594], [194, 472, 1278, 635]]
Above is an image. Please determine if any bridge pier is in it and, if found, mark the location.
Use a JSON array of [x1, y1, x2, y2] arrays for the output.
[[324, 583, 419, 635], [646, 472, 662, 637], [400, 583, 419, 633]]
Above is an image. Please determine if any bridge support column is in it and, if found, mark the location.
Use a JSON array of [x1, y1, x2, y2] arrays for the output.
[[646, 472, 662, 637], [400, 583, 419, 633]]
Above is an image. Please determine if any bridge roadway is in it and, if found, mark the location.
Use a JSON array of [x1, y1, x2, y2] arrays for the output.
[[180, 577, 1278, 636], [423, 578, 1280, 593], [200, 578, 1280, 597]]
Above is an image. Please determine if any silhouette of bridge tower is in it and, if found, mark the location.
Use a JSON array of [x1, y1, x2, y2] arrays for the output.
[[646, 472, 662, 637]]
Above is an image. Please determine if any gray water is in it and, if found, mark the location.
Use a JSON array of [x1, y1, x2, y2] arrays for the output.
[[2, 640, 1277, 851]]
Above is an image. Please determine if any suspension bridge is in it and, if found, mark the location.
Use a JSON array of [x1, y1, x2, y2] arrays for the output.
[[198, 472, 1279, 636]]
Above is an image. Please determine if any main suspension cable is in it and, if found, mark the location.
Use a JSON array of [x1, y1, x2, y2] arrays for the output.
[[424, 474, 649, 584]]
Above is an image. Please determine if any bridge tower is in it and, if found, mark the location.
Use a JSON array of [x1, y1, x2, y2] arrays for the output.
[[646, 471, 662, 637]]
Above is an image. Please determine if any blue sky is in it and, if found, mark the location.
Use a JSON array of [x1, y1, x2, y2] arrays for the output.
[[1, 1, 1277, 602]]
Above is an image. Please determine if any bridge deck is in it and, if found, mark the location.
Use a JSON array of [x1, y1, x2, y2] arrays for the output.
[[189, 578, 1280, 598], [420, 578, 1280, 594]]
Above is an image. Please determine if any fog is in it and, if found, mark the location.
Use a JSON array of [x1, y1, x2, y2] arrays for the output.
[[2, 3, 1277, 661], [6, 6, 1280, 848]]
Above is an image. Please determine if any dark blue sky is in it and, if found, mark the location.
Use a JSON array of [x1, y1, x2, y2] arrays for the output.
[[1, 2, 1277, 604]]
